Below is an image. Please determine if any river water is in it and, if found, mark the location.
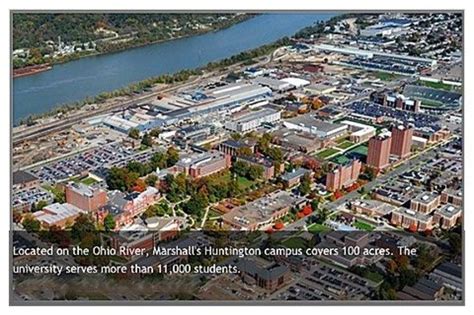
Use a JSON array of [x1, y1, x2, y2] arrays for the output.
[[13, 13, 336, 124]]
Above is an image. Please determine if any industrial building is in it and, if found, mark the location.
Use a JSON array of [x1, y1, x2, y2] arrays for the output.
[[283, 115, 347, 140], [225, 108, 281, 133]]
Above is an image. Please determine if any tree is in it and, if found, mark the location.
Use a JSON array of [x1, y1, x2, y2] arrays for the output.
[[299, 173, 312, 196], [247, 165, 264, 181], [447, 232, 462, 256], [132, 178, 147, 192], [126, 161, 150, 177], [150, 152, 167, 170], [103, 214, 116, 232], [231, 160, 248, 178], [267, 147, 283, 163], [128, 128, 140, 139], [106, 167, 139, 192], [230, 133, 242, 141], [149, 128, 161, 138], [183, 190, 208, 216], [316, 208, 330, 224], [237, 147, 253, 156], [71, 214, 97, 245], [141, 133, 153, 147], [166, 147, 179, 167], [145, 174, 158, 187], [22, 215, 40, 232], [31, 200, 48, 212]]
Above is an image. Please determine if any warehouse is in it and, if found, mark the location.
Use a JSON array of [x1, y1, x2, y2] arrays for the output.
[[253, 76, 292, 92], [284, 115, 347, 140], [225, 108, 281, 132]]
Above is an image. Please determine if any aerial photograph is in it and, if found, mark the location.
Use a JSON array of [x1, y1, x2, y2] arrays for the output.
[[10, 11, 463, 305]]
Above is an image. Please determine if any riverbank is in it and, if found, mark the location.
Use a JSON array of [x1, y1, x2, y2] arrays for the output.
[[12, 14, 254, 74], [13, 63, 52, 78]]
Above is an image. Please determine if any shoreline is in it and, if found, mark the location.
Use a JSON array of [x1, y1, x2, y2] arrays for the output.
[[12, 14, 255, 77]]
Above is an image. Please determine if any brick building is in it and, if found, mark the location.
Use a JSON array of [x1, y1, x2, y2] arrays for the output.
[[367, 134, 392, 170], [65, 182, 107, 212], [390, 125, 414, 159], [326, 159, 362, 192]]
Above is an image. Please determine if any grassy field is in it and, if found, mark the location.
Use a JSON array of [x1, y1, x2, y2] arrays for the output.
[[418, 80, 456, 91], [365, 271, 384, 283], [307, 223, 330, 233], [375, 72, 401, 81], [81, 177, 98, 186], [282, 237, 308, 249], [354, 220, 375, 231], [316, 148, 340, 159], [337, 140, 354, 150], [217, 171, 255, 190]]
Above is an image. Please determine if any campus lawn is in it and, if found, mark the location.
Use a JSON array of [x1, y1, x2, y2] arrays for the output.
[[354, 220, 375, 232], [307, 223, 330, 234], [365, 271, 384, 283], [216, 171, 255, 190], [336, 140, 354, 150], [81, 177, 98, 186], [282, 237, 308, 249], [316, 148, 340, 159]]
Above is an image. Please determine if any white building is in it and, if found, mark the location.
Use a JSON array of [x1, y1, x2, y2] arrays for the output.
[[225, 108, 281, 132]]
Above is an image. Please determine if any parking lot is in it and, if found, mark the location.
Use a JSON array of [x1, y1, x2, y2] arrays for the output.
[[29, 143, 159, 183]]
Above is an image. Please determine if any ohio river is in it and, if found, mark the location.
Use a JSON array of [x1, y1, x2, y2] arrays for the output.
[[12, 13, 336, 124]]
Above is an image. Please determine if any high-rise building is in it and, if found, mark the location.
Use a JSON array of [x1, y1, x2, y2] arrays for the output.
[[367, 134, 392, 170], [390, 125, 413, 158], [326, 159, 362, 192]]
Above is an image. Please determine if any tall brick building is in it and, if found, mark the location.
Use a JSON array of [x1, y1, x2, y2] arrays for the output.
[[367, 134, 392, 170], [326, 159, 362, 192], [390, 125, 414, 159], [65, 182, 107, 212]]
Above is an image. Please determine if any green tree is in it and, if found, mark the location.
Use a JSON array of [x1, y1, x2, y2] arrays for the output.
[[106, 167, 139, 192], [247, 165, 264, 181], [145, 174, 158, 187], [149, 128, 161, 138], [299, 173, 312, 196], [150, 152, 167, 170], [22, 215, 41, 232], [231, 160, 249, 178], [166, 147, 180, 167], [103, 214, 116, 232], [128, 128, 140, 139], [183, 190, 208, 216], [71, 213, 96, 241], [141, 133, 153, 147]]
